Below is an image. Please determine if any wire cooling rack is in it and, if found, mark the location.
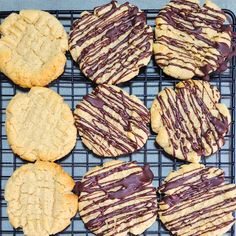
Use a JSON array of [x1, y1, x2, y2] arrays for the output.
[[0, 8, 235, 236]]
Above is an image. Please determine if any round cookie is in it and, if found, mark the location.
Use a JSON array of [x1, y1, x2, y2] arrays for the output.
[[153, 0, 233, 80], [6, 87, 77, 162], [5, 161, 78, 236], [151, 80, 231, 163], [158, 163, 236, 236], [0, 10, 68, 88], [69, 1, 153, 84], [74, 84, 150, 157], [73, 160, 157, 236]]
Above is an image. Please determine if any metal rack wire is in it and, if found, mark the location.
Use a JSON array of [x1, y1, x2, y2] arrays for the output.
[[0, 9, 235, 236]]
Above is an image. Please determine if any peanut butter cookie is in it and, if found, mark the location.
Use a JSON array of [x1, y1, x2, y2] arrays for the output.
[[151, 80, 231, 162], [6, 87, 77, 162], [154, 0, 233, 80], [74, 84, 150, 157], [69, 1, 153, 84], [159, 163, 236, 236], [0, 10, 68, 88], [74, 160, 157, 236], [5, 161, 78, 236]]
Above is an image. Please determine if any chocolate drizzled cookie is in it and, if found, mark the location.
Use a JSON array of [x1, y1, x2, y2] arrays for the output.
[[159, 163, 236, 236], [151, 80, 231, 163], [74, 84, 150, 157], [154, 0, 234, 80], [69, 1, 153, 84], [74, 160, 157, 236]]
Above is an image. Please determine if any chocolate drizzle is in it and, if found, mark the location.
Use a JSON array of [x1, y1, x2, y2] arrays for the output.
[[69, 1, 153, 84], [154, 0, 234, 80], [74, 161, 157, 235], [158, 164, 236, 236], [154, 80, 230, 162], [74, 84, 150, 157]]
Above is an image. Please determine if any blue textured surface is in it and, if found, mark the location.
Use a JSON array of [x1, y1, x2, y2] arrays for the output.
[[0, 0, 235, 13]]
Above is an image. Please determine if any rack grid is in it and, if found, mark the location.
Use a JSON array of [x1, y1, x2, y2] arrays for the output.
[[0, 8, 235, 236]]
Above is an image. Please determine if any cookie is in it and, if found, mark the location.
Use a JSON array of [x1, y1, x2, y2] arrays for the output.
[[6, 87, 77, 162], [0, 10, 68, 88], [69, 1, 153, 84], [5, 161, 78, 236], [151, 80, 231, 163], [158, 163, 236, 236], [74, 84, 150, 157], [73, 160, 157, 236], [153, 0, 233, 80]]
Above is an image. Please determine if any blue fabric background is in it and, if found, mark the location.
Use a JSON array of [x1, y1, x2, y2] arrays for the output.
[[0, 0, 235, 13]]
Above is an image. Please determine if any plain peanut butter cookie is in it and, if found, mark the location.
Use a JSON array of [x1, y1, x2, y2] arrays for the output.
[[154, 0, 233, 80], [74, 84, 150, 157], [73, 160, 157, 236], [0, 10, 68, 88], [158, 163, 236, 236], [151, 80, 231, 163], [5, 161, 78, 236], [6, 87, 77, 162], [69, 1, 153, 84]]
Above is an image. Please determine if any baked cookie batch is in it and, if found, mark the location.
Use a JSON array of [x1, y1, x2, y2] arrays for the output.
[[1, 0, 236, 236]]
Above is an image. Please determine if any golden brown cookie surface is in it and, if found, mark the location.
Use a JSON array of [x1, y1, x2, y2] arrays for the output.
[[6, 87, 77, 162], [0, 10, 68, 88], [69, 1, 153, 84], [74, 160, 157, 236], [5, 161, 78, 236], [159, 163, 236, 236], [74, 84, 150, 157], [151, 80, 231, 163], [154, 0, 233, 80]]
